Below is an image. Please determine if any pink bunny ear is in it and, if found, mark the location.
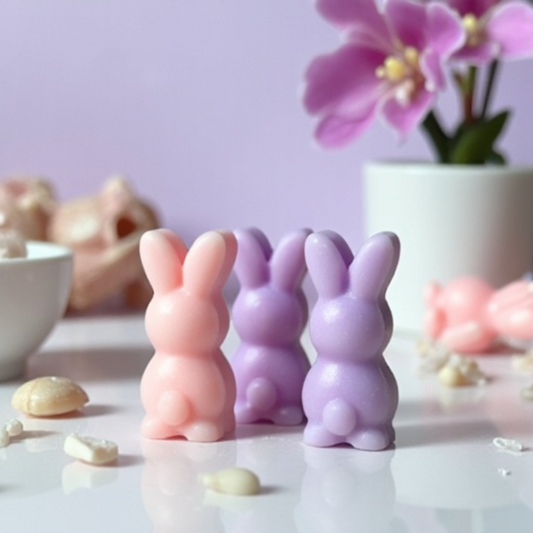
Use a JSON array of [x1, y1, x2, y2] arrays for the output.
[[349, 232, 400, 301], [140, 229, 187, 294], [271, 228, 312, 291], [233, 228, 271, 288], [304, 230, 353, 298], [183, 230, 237, 296]]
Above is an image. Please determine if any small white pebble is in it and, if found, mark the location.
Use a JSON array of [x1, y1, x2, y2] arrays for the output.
[[0, 426, 9, 448], [4, 419, 23, 437], [64, 433, 118, 465], [492, 437, 524, 453], [202, 467, 261, 496], [498, 468, 511, 477]]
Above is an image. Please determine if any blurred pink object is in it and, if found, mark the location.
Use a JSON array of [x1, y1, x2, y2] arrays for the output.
[[139, 229, 237, 442], [487, 280, 533, 339], [48, 176, 159, 310], [424, 276, 533, 353], [0, 177, 57, 241]]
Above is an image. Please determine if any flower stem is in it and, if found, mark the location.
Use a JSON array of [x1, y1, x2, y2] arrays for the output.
[[480, 60, 500, 119], [421, 111, 449, 163], [464, 66, 477, 123]]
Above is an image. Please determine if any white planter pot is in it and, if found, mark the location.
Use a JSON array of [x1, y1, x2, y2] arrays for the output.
[[364, 162, 533, 334]]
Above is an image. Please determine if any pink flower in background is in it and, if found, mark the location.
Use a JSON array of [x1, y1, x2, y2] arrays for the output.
[[449, 0, 533, 63], [303, 0, 465, 147]]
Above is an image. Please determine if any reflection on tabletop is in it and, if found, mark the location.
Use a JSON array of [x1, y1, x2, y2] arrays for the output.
[[1, 316, 533, 532]]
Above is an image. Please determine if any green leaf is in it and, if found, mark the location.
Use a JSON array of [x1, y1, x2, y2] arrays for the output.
[[449, 111, 510, 165], [487, 149, 507, 165]]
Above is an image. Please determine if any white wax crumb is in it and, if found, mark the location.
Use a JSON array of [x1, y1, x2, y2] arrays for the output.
[[492, 437, 524, 453], [415, 338, 451, 375], [438, 354, 487, 387], [202, 467, 261, 496], [512, 353, 533, 374], [64, 433, 118, 465], [5, 419, 23, 437], [498, 468, 511, 477], [0, 427, 9, 448], [520, 385, 533, 401]]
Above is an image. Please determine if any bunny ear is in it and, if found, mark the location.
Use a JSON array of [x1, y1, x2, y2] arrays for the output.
[[233, 228, 271, 288], [349, 232, 400, 301], [271, 228, 312, 291], [304, 231, 353, 298], [140, 229, 187, 294], [183, 230, 237, 296]]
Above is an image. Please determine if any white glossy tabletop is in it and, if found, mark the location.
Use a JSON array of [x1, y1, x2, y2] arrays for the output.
[[1, 314, 533, 532]]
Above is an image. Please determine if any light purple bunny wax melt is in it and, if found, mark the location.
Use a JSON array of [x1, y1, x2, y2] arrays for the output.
[[302, 231, 400, 450], [231, 228, 312, 425]]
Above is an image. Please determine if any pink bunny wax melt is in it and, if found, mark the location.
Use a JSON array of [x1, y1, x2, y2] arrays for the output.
[[231, 228, 312, 425], [423, 277, 497, 353], [424, 276, 533, 353], [302, 231, 400, 450], [139, 229, 237, 442]]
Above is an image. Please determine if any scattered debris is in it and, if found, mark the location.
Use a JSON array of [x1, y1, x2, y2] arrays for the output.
[[12, 376, 89, 417], [64, 433, 118, 465], [415, 338, 451, 375], [498, 468, 511, 477], [492, 437, 524, 453], [438, 354, 487, 387], [512, 352, 533, 374], [520, 384, 533, 401], [0, 418, 24, 448], [202, 467, 261, 496]]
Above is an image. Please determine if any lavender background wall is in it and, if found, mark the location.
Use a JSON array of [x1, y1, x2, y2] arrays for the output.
[[1, 0, 532, 250]]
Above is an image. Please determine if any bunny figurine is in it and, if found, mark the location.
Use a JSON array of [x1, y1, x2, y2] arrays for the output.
[[423, 277, 497, 353], [424, 276, 533, 352], [302, 231, 400, 450], [231, 228, 312, 425], [139, 228, 237, 442]]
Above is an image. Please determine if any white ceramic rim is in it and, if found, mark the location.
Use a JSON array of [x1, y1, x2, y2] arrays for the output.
[[0, 240, 72, 265], [364, 161, 533, 175]]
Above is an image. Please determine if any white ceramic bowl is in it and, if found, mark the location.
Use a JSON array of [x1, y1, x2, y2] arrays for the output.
[[0, 241, 72, 381]]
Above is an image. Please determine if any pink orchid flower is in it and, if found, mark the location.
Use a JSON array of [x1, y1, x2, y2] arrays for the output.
[[303, 0, 465, 147], [447, 0, 533, 64]]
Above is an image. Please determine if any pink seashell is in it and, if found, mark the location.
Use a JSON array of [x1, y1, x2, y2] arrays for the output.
[[48, 176, 159, 310], [0, 177, 56, 241]]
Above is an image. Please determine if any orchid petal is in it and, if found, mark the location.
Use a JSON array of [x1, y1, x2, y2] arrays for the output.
[[420, 50, 446, 91], [321, 0, 394, 52], [426, 3, 466, 58], [304, 44, 386, 116], [382, 88, 434, 136], [385, 0, 428, 50], [315, 106, 377, 147], [453, 41, 499, 64], [448, 0, 499, 18], [487, 3, 533, 60]]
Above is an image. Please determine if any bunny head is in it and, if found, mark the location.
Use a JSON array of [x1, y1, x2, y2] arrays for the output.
[[305, 231, 400, 361], [232, 227, 311, 346], [140, 229, 237, 354]]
